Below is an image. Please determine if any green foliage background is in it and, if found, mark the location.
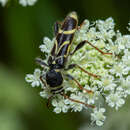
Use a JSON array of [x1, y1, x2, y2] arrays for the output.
[[0, 0, 130, 130]]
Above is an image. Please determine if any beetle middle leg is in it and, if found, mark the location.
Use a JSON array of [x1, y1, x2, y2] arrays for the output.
[[65, 74, 93, 93], [70, 40, 112, 55], [65, 64, 100, 78]]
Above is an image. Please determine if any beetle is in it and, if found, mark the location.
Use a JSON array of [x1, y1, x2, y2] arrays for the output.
[[36, 12, 112, 108]]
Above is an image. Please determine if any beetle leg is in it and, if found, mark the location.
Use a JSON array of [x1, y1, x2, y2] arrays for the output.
[[70, 40, 112, 55], [46, 96, 53, 108], [40, 76, 53, 108], [36, 58, 49, 67], [65, 64, 100, 79], [77, 20, 86, 30], [65, 74, 93, 94], [40, 75, 48, 88], [61, 93, 95, 108], [40, 76, 52, 108]]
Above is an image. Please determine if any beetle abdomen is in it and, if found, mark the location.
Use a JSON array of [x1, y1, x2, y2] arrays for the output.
[[46, 70, 63, 87]]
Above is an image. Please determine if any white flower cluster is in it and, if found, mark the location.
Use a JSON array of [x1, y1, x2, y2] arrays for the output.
[[25, 17, 130, 126], [0, 0, 37, 6]]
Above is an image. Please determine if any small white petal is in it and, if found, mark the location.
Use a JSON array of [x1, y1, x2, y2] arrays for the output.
[[96, 120, 103, 126], [54, 107, 61, 114], [25, 74, 34, 82]]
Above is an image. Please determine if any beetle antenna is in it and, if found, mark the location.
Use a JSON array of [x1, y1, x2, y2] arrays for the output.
[[35, 58, 49, 67]]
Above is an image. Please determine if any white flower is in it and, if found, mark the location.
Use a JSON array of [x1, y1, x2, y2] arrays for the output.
[[109, 62, 129, 77], [96, 17, 115, 31], [86, 27, 97, 41], [39, 37, 53, 55], [40, 89, 50, 99], [65, 92, 85, 112], [115, 34, 130, 50], [97, 29, 115, 42], [106, 92, 125, 110], [98, 75, 116, 91], [91, 107, 106, 126], [25, 68, 41, 87], [52, 96, 69, 113], [19, 0, 37, 6], [122, 49, 130, 67], [120, 76, 130, 97], [0, 0, 8, 6], [83, 85, 99, 104], [96, 17, 115, 41], [106, 43, 120, 55]]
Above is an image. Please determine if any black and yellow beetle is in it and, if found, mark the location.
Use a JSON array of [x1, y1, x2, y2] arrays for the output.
[[36, 12, 112, 108]]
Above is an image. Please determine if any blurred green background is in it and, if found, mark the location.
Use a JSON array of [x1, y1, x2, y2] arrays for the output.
[[0, 0, 130, 130]]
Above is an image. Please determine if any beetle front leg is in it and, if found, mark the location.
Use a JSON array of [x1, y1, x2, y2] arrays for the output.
[[36, 58, 49, 67], [70, 40, 112, 55]]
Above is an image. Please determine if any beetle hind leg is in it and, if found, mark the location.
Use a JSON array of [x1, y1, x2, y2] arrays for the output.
[[61, 93, 95, 108], [46, 96, 53, 108]]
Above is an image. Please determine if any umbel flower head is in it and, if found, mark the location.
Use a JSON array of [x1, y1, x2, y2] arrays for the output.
[[25, 16, 130, 126]]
